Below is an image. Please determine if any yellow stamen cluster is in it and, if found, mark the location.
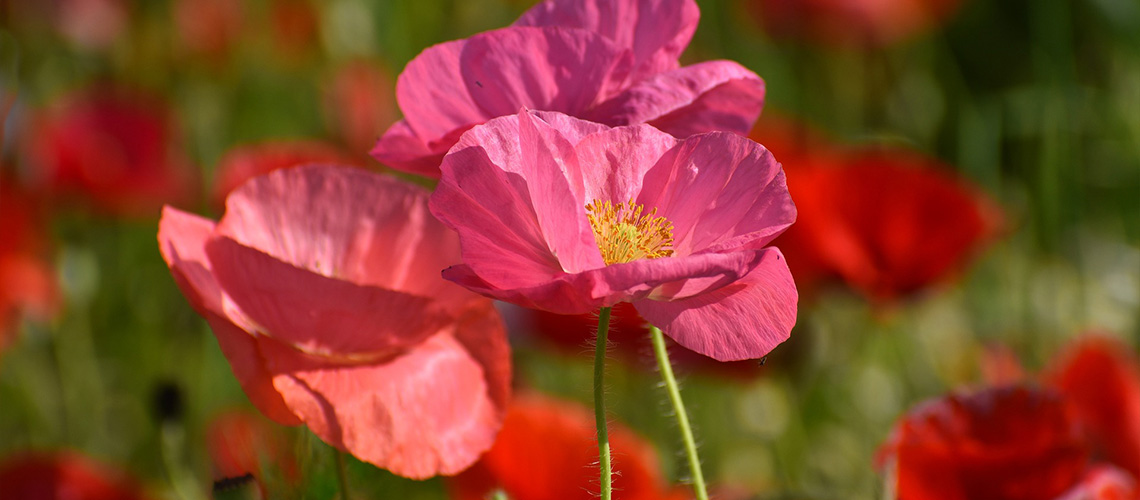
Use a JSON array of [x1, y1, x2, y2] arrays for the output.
[[586, 199, 675, 265]]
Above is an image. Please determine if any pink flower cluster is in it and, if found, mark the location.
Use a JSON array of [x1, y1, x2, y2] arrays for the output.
[[159, 0, 796, 480]]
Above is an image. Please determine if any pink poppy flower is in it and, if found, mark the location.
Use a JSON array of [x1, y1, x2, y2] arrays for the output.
[[431, 109, 797, 362], [158, 165, 511, 479], [372, 0, 766, 177]]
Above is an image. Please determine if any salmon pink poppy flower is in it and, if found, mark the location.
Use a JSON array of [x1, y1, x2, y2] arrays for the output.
[[431, 109, 797, 362], [209, 140, 357, 210], [877, 386, 1091, 500], [372, 0, 766, 177], [158, 165, 511, 479], [747, 0, 964, 47], [0, 451, 152, 500], [21, 87, 196, 217], [1046, 336, 1140, 479], [449, 393, 688, 500]]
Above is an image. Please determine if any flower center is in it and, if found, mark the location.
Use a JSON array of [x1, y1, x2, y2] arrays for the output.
[[585, 199, 674, 265]]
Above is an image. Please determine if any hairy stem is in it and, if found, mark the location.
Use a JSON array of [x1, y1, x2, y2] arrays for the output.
[[594, 307, 614, 500], [649, 325, 709, 500]]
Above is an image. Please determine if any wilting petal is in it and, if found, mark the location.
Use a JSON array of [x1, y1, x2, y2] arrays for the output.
[[879, 386, 1088, 500], [592, 61, 765, 137], [461, 27, 632, 118], [263, 331, 502, 479], [639, 131, 795, 256], [514, 0, 699, 80], [1047, 336, 1140, 478], [449, 393, 671, 500], [444, 249, 765, 315], [634, 247, 795, 361]]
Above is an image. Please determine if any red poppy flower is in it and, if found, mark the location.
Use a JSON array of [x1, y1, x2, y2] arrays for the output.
[[1046, 336, 1140, 479], [322, 61, 398, 156], [210, 140, 357, 210], [878, 386, 1090, 500], [449, 394, 687, 500], [0, 451, 152, 500], [1055, 466, 1139, 500], [21, 87, 196, 217], [752, 120, 1000, 302], [270, 0, 320, 62], [746, 0, 964, 47], [207, 410, 300, 492], [527, 303, 766, 379], [0, 185, 59, 355]]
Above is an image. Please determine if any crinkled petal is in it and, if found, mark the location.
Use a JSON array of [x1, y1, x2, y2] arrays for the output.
[[460, 27, 633, 117], [638, 131, 795, 256], [443, 249, 766, 315], [634, 247, 796, 361], [514, 0, 699, 80], [394, 39, 488, 144], [574, 123, 679, 203], [591, 61, 765, 137], [261, 332, 503, 479], [206, 236, 450, 357]]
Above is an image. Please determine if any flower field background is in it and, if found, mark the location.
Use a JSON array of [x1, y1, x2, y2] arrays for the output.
[[0, 0, 1138, 498]]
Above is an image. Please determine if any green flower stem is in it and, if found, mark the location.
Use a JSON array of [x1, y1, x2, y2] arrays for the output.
[[649, 325, 709, 500], [594, 307, 614, 500], [335, 449, 351, 500]]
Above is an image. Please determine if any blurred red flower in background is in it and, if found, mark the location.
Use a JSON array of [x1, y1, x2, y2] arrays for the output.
[[210, 140, 357, 210], [159, 165, 511, 479], [322, 61, 398, 157], [751, 118, 1001, 303], [1046, 337, 1140, 480], [207, 410, 300, 493], [877, 386, 1092, 500], [0, 185, 59, 355], [0, 451, 152, 500], [449, 393, 687, 500], [173, 0, 243, 64], [269, 0, 321, 63], [746, 0, 964, 47], [21, 87, 196, 218]]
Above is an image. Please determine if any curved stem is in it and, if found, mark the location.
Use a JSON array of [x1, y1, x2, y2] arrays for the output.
[[649, 325, 709, 500], [335, 449, 350, 500], [594, 307, 613, 500]]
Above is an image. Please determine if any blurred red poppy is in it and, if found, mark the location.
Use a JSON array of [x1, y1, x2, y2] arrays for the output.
[[527, 303, 766, 379], [21, 87, 196, 218], [210, 140, 357, 210], [0, 451, 152, 500], [1046, 336, 1140, 479], [449, 393, 687, 500], [323, 61, 398, 157], [0, 185, 58, 354], [877, 386, 1090, 500], [270, 0, 320, 63], [746, 0, 964, 47], [752, 119, 1000, 303], [1055, 466, 1139, 500], [207, 410, 300, 494]]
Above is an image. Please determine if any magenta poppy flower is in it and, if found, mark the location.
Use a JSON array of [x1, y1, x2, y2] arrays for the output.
[[158, 165, 511, 479], [372, 0, 766, 177], [430, 109, 796, 362]]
